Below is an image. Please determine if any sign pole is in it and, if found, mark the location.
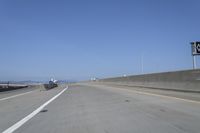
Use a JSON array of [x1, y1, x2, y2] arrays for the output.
[[141, 54, 144, 74], [193, 55, 196, 69]]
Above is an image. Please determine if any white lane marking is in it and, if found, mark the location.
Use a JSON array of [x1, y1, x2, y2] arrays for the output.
[[0, 91, 35, 101], [2, 86, 68, 133], [87, 84, 200, 104], [111, 86, 200, 104]]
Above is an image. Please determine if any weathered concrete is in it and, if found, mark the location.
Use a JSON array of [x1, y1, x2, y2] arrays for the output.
[[0, 84, 197, 133], [0, 85, 65, 133], [97, 69, 200, 92], [0, 84, 28, 92]]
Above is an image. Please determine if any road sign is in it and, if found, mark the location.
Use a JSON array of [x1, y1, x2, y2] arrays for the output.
[[191, 42, 200, 55]]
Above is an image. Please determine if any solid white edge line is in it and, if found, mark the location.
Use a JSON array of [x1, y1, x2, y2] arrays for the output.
[[106, 85, 200, 104], [89, 84, 200, 104], [0, 91, 35, 101], [130, 89, 200, 104], [2, 86, 68, 133]]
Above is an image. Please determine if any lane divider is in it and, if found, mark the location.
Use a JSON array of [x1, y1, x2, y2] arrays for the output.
[[0, 91, 35, 102], [3, 86, 68, 133]]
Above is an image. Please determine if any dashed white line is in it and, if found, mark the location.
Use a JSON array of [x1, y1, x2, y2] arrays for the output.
[[0, 91, 35, 101], [2, 86, 68, 133]]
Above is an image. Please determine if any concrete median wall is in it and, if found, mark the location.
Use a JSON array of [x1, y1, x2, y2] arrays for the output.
[[0, 84, 28, 92], [97, 69, 200, 92], [0, 83, 57, 92]]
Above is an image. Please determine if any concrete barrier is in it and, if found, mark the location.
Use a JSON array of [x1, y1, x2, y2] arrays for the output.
[[0, 83, 63, 92], [0, 84, 28, 92], [43, 83, 58, 90], [96, 69, 200, 93]]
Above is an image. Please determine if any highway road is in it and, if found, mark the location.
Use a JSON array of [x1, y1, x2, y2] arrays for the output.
[[0, 83, 200, 133]]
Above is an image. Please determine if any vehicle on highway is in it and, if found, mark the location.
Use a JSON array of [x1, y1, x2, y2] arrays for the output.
[[49, 78, 58, 88]]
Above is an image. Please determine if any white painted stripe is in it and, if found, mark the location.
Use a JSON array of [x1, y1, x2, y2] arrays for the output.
[[130, 89, 200, 104], [2, 86, 68, 133], [88, 84, 200, 104], [0, 91, 35, 101], [111, 86, 200, 104]]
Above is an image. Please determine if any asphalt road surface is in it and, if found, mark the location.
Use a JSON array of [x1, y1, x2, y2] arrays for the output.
[[0, 83, 200, 133]]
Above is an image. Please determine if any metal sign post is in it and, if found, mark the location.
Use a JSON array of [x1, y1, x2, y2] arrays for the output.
[[193, 55, 196, 69], [191, 41, 200, 69]]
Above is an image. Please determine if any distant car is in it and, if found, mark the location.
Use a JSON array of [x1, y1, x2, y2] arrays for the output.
[[44, 78, 58, 89], [49, 79, 58, 88], [90, 77, 99, 81]]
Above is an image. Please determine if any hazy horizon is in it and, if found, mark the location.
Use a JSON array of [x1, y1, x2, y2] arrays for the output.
[[0, 0, 200, 81]]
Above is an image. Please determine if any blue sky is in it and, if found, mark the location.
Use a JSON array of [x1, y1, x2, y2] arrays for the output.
[[0, 0, 200, 81]]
